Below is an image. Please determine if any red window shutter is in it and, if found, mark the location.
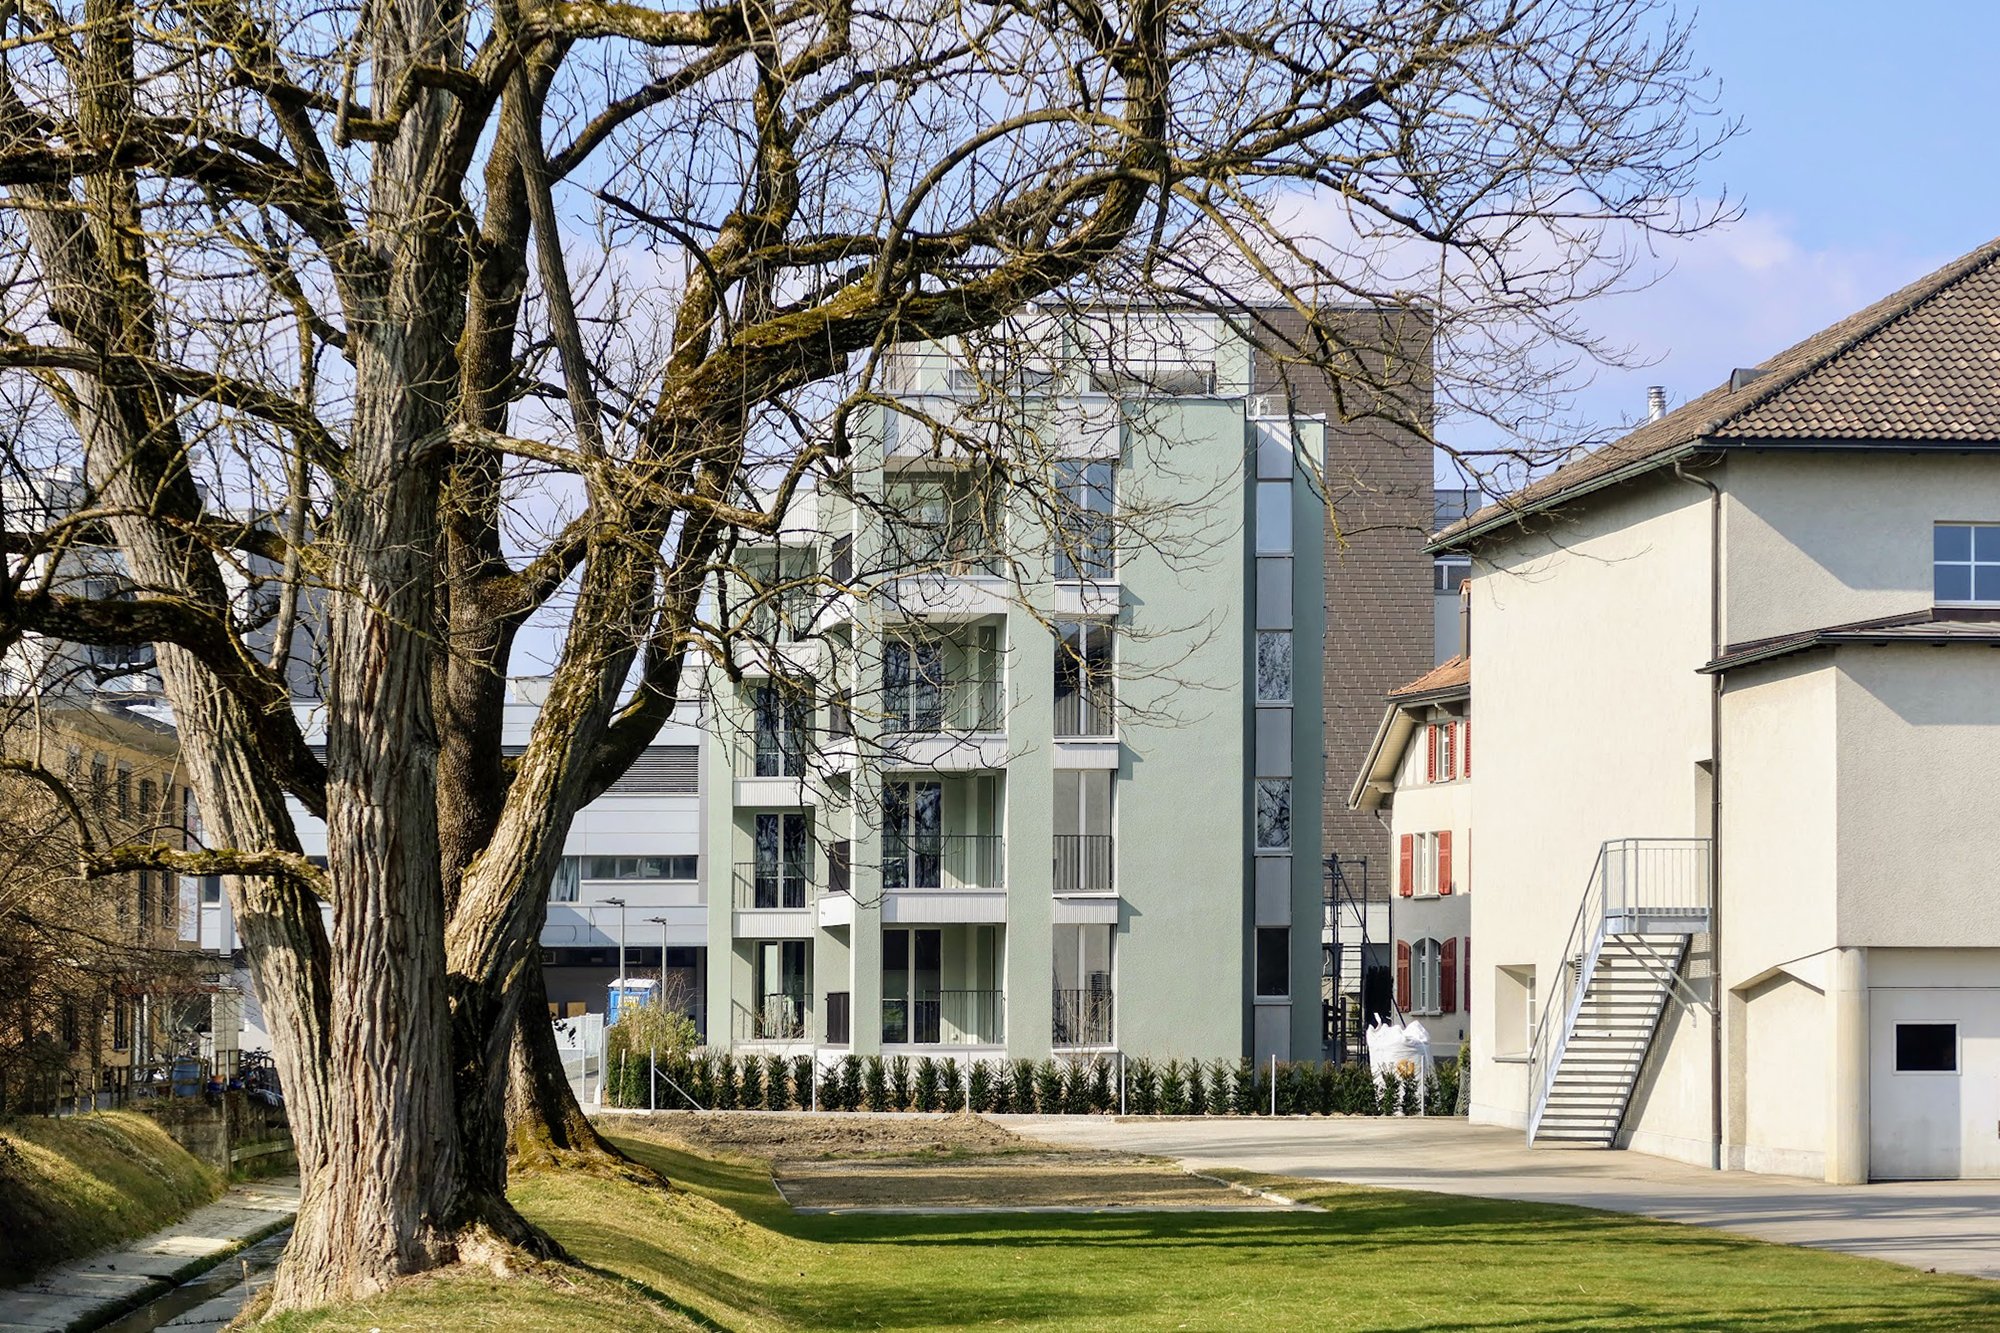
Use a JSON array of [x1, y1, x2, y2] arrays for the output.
[[1438, 830, 1454, 895], [1395, 940, 1411, 1012], [1463, 720, 1471, 777], [1398, 834, 1414, 897], [1462, 937, 1472, 1016], [1441, 938, 1458, 1014], [1426, 724, 1437, 782]]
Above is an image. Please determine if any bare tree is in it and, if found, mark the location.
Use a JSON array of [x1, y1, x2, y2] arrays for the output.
[[0, 0, 1725, 1310]]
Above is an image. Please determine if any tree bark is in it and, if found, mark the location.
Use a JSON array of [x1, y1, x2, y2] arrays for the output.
[[507, 955, 661, 1184]]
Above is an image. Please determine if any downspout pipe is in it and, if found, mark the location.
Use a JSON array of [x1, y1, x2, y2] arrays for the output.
[[1674, 454, 1724, 1172]]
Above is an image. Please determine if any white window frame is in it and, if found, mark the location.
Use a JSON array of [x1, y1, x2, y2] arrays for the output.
[[1892, 1020, 1960, 1076], [1410, 831, 1441, 897], [1934, 522, 2000, 607], [1410, 937, 1442, 1016]]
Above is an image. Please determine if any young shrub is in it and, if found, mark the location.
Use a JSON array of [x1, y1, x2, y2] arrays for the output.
[[765, 1055, 791, 1111], [1160, 1059, 1188, 1116], [737, 1053, 764, 1110], [1213, 1060, 1237, 1114], [1379, 1069, 1401, 1117], [839, 1055, 862, 1112], [1088, 1056, 1114, 1114], [1034, 1059, 1065, 1113], [940, 1058, 965, 1113], [1129, 1058, 1159, 1115], [914, 1057, 940, 1113], [715, 1053, 740, 1110], [1287, 1062, 1315, 1116], [863, 1055, 889, 1112], [1186, 1060, 1208, 1115], [1232, 1059, 1258, 1115], [1400, 1067, 1420, 1117], [890, 1055, 914, 1112], [689, 1051, 716, 1108], [1062, 1059, 1092, 1115], [968, 1059, 994, 1113], [1314, 1062, 1338, 1115], [1012, 1059, 1038, 1113], [1454, 1039, 1471, 1114], [791, 1056, 814, 1110], [1424, 1066, 1445, 1117]]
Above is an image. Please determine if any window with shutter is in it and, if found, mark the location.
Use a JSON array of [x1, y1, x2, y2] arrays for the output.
[[1462, 937, 1471, 1016], [1440, 938, 1458, 1013], [1463, 719, 1471, 776], [1438, 829, 1454, 895], [1398, 834, 1414, 897], [1440, 723, 1455, 780], [1395, 940, 1411, 1012]]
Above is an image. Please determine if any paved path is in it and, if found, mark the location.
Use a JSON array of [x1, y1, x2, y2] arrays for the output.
[[0, 1178, 297, 1332], [998, 1116, 2000, 1282]]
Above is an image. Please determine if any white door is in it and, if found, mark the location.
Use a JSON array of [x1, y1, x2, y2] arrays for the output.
[[1869, 986, 2000, 1180]]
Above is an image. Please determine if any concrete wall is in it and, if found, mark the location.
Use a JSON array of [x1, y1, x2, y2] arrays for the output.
[[1722, 450, 2000, 643], [1737, 972, 1828, 1177], [1464, 473, 1715, 1132]]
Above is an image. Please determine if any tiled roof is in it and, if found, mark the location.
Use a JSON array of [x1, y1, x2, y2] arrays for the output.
[[1436, 234, 2000, 548], [1700, 609, 2000, 674], [1387, 653, 1469, 699]]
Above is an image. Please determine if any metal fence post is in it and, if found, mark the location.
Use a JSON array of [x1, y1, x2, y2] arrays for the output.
[[649, 1043, 657, 1112], [1269, 1053, 1277, 1116]]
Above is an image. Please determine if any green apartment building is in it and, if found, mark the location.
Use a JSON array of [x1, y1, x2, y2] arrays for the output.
[[702, 312, 1330, 1068]]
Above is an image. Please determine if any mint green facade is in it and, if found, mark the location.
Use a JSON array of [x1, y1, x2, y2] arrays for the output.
[[703, 314, 1326, 1066]]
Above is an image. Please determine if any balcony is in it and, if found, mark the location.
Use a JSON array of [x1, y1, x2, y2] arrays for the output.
[[884, 834, 1004, 892], [731, 862, 813, 911], [823, 991, 852, 1046], [732, 735, 820, 807], [733, 993, 810, 1044], [1053, 835, 1113, 895], [881, 675, 1004, 734], [882, 990, 1005, 1046], [1052, 988, 1114, 1047]]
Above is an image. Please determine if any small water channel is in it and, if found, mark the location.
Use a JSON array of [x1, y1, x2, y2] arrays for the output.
[[93, 1229, 291, 1333]]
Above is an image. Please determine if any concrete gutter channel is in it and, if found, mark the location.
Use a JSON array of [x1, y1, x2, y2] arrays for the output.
[[0, 1178, 299, 1333]]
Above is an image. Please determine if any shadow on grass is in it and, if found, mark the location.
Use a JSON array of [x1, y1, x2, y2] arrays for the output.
[[572, 1134, 2000, 1333]]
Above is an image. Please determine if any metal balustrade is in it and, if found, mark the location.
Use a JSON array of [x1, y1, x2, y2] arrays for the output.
[[881, 990, 1005, 1045], [731, 862, 813, 911], [882, 834, 1004, 891], [1053, 834, 1113, 894], [1052, 988, 1114, 1046]]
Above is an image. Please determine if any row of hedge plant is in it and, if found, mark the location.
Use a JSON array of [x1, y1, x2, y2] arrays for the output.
[[605, 1049, 1466, 1116]]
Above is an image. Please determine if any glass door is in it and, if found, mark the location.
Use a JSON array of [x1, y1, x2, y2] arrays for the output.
[[753, 812, 810, 908], [883, 780, 942, 889]]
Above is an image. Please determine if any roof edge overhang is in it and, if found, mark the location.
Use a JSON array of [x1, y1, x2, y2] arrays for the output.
[[1425, 441, 1711, 553]]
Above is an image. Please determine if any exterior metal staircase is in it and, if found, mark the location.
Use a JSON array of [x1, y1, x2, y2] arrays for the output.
[[1527, 839, 1711, 1148]]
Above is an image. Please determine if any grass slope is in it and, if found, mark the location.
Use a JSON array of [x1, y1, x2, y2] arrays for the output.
[[263, 1130, 2000, 1332], [0, 1111, 223, 1285]]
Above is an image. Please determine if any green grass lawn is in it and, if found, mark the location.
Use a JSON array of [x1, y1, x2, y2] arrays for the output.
[[0, 1111, 223, 1285], [264, 1131, 2000, 1332]]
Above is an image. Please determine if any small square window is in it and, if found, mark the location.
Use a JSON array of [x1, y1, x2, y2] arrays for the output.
[[1895, 1022, 1957, 1073], [1934, 523, 2000, 605]]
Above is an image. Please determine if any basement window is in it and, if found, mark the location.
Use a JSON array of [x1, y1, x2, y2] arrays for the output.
[[1894, 1022, 1958, 1074]]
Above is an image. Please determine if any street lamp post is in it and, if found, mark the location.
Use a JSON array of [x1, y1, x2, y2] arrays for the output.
[[605, 896, 627, 1023]]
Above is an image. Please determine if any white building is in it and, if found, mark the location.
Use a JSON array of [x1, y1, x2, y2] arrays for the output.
[[1439, 235, 2000, 1181]]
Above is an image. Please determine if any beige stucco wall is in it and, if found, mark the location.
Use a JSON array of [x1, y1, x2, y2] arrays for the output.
[[1834, 648, 2000, 946], [1465, 474, 1715, 1131], [1722, 451, 2000, 644], [1738, 972, 1828, 1178]]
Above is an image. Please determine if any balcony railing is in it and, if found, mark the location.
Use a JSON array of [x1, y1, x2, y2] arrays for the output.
[[880, 676, 1004, 733], [883, 833, 1004, 891], [732, 862, 812, 911], [733, 992, 809, 1042], [882, 990, 1005, 1046], [1052, 988, 1114, 1047], [824, 991, 851, 1045], [1053, 688, 1113, 738], [736, 734, 811, 779], [1053, 834, 1113, 894]]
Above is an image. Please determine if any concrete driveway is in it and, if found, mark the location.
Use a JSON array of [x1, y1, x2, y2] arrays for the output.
[[998, 1115, 2000, 1282]]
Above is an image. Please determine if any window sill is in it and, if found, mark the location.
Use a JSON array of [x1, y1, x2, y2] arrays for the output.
[[1491, 1052, 1529, 1064]]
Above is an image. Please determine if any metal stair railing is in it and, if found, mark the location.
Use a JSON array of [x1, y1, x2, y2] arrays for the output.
[[1526, 838, 1712, 1144]]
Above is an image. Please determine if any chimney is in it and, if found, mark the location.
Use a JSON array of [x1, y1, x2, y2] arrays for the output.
[[1646, 386, 1667, 423]]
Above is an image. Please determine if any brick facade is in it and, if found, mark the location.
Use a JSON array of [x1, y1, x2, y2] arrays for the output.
[[1251, 310, 1435, 901]]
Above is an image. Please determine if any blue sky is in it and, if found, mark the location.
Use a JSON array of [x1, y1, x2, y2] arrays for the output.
[[1549, 3, 2000, 445]]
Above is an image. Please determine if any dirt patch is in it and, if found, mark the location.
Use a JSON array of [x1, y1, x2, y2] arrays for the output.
[[617, 1111, 1294, 1211], [621, 1109, 1027, 1161]]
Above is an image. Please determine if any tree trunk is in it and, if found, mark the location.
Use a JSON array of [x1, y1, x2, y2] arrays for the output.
[[507, 955, 662, 1184]]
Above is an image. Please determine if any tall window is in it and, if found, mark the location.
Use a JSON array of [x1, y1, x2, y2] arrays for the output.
[[754, 812, 811, 909], [1254, 927, 1290, 998], [1934, 523, 2000, 604], [550, 858, 580, 903], [1054, 620, 1114, 736], [882, 780, 943, 890], [1255, 631, 1292, 703], [1254, 779, 1291, 851], [1054, 460, 1116, 579], [883, 636, 946, 733], [1053, 923, 1114, 1045], [1053, 770, 1112, 893], [752, 685, 809, 777], [1411, 938, 1443, 1015]]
